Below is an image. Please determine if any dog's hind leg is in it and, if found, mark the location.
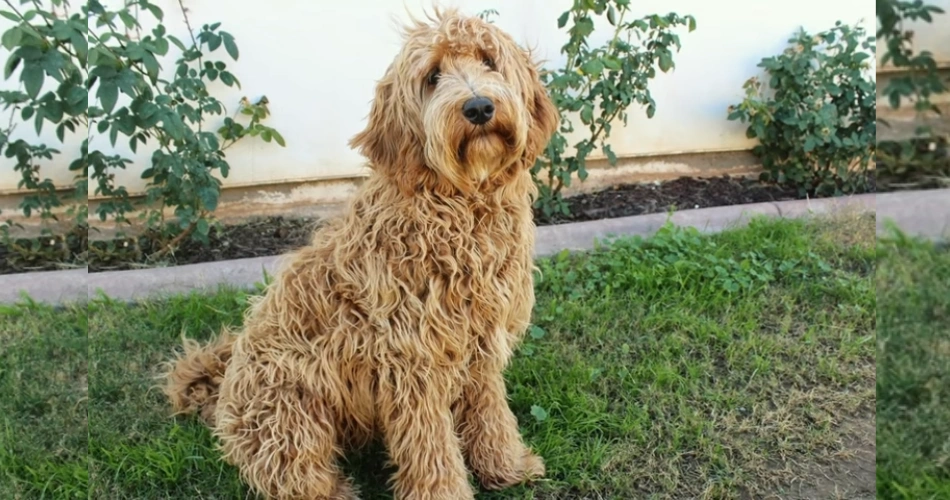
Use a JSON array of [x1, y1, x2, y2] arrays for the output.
[[213, 360, 357, 500]]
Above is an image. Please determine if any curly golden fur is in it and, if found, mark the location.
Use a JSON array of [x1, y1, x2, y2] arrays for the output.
[[162, 8, 558, 500]]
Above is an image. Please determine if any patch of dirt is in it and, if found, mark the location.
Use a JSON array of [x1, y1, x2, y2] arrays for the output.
[[0, 224, 87, 276], [86, 216, 322, 273], [877, 137, 950, 192], [1, 174, 875, 274], [773, 416, 876, 500], [542, 174, 806, 225]]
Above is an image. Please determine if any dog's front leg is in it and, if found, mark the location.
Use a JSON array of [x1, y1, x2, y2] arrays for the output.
[[377, 365, 474, 500], [456, 360, 545, 490]]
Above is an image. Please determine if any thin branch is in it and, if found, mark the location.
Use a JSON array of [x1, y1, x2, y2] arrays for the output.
[[176, 0, 203, 134]]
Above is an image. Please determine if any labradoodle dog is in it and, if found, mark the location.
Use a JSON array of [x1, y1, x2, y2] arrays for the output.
[[162, 8, 558, 500]]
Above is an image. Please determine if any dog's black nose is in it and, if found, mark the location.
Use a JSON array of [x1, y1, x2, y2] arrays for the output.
[[462, 96, 495, 125]]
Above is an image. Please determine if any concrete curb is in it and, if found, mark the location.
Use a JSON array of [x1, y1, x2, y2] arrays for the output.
[[875, 188, 950, 240], [0, 190, 912, 305]]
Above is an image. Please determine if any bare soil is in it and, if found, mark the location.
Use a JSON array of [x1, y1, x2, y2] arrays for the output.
[[1, 174, 874, 274], [773, 417, 876, 500]]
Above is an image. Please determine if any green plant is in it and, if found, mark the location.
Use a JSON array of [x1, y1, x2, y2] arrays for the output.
[[875, 0, 948, 190], [0, 0, 88, 231], [876, 0, 947, 120], [531, 1, 695, 219], [86, 0, 284, 255], [727, 22, 876, 197], [0, 0, 283, 265]]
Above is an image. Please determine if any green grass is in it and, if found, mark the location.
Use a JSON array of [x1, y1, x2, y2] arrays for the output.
[[0, 214, 876, 499], [876, 230, 950, 499], [0, 300, 88, 499]]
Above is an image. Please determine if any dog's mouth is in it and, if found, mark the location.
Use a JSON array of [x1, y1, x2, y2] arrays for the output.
[[457, 127, 518, 167]]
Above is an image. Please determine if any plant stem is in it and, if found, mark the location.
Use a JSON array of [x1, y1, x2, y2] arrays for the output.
[[175, 0, 203, 135], [148, 218, 195, 260]]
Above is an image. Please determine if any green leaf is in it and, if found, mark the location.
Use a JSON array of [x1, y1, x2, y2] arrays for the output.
[[581, 58, 604, 77], [528, 325, 546, 340], [206, 33, 221, 51], [222, 33, 239, 60], [0, 11, 20, 22], [557, 11, 570, 29], [580, 103, 593, 124], [530, 405, 549, 422], [573, 17, 594, 38], [33, 108, 43, 134], [803, 136, 816, 152], [1, 26, 23, 50], [97, 81, 118, 113], [142, 52, 160, 83], [606, 6, 617, 26], [167, 35, 187, 52], [272, 130, 286, 147], [646, 104, 656, 119], [658, 51, 673, 72], [51, 20, 73, 41], [118, 10, 137, 30], [602, 57, 621, 70], [603, 144, 617, 165], [70, 31, 88, 61], [197, 218, 210, 236], [688, 16, 696, 32], [199, 186, 219, 211], [21, 63, 43, 98], [144, 2, 164, 20], [4, 54, 21, 79]]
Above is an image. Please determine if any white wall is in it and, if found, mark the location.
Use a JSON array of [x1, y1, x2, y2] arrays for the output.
[[0, 0, 878, 198]]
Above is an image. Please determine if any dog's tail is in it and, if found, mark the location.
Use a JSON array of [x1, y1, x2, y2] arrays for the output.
[[160, 330, 236, 425]]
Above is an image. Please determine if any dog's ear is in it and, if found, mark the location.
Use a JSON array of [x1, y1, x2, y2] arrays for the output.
[[349, 69, 428, 195], [522, 69, 559, 169], [349, 71, 401, 170]]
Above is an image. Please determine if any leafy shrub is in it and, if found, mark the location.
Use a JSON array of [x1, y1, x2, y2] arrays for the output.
[[0, 0, 87, 231], [483, 3, 696, 220], [876, 0, 949, 190], [0, 0, 283, 262], [876, 0, 947, 118], [727, 22, 876, 197], [533, 1, 696, 219]]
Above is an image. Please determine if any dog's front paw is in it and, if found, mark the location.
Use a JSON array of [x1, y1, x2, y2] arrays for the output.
[[477, 449, 545, 490]]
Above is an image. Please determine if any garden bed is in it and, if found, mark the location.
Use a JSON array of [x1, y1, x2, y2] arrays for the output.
[[1, 174, 875, 275], [876, 137, 950, 192]]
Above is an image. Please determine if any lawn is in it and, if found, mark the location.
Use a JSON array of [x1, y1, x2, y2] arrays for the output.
[[0, 214, 876, 499], [876, 231, 950, 499]]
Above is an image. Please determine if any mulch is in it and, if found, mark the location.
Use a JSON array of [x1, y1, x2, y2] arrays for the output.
[[1, 174, 877, 275]]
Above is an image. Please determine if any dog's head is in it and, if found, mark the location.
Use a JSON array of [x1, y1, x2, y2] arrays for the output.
[[349, 8, 559, 196]]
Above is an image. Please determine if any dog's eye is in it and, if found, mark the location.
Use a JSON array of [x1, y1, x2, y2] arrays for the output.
[[483, 58, 496, 71], [427, 68, 441, 86]]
